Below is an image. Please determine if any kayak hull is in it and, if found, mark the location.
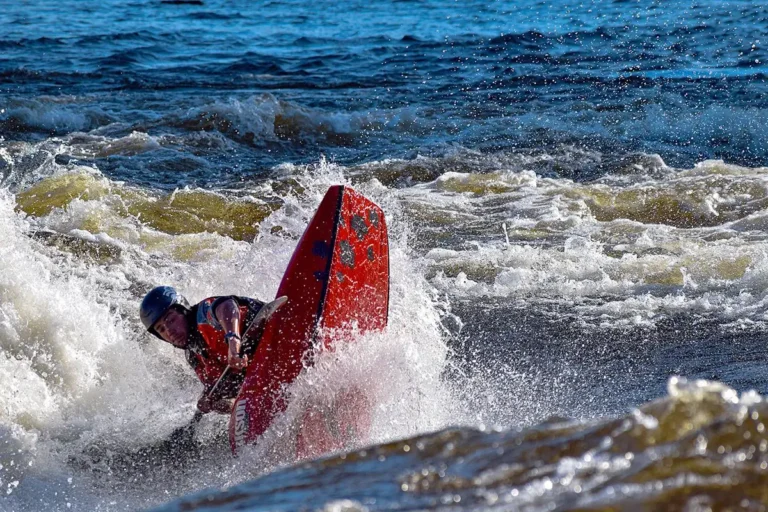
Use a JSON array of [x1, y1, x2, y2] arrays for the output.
[[230, 186, 389, 456]]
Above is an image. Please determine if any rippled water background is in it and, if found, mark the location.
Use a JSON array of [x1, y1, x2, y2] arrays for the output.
[[4, 1, 768, 510], [4, 0, 768, 186]]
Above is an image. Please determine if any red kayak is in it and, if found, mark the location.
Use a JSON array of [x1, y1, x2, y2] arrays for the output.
[[230, 185, 389, 458]]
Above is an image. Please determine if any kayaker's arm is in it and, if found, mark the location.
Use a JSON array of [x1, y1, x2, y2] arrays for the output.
[[213, 298, 248, 370]]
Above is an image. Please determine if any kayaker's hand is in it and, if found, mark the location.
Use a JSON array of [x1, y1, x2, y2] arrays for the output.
[[197, 394, 214, 414], [197, 394, 234, 415], [227, 333, 248, 370]]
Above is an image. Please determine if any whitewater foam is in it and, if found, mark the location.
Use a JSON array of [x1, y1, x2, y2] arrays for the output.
[[8, 151, 768, 509], [389, 159, 768, 327], [0, 158, 478, 510]]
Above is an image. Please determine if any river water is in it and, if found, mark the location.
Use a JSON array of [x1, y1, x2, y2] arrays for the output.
[[3, 1, 768, 510]]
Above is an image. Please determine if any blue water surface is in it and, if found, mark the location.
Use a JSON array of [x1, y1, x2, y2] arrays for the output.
[[2, 0, 767, 186]]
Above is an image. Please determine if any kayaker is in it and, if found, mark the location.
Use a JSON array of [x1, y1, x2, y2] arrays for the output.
[[139, 286, 265, 415]]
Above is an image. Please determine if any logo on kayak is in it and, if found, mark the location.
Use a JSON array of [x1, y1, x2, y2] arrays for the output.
[[234, 399, 249, 450]]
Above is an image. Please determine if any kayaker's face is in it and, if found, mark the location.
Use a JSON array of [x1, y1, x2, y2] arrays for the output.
[[154, 308, 189, 348]]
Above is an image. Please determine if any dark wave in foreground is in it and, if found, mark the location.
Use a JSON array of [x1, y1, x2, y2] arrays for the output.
[[153, 378, 768, 511]]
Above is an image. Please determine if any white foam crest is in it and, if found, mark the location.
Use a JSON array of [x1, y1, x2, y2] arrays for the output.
[[0, 192, 105, 416], [405, 165, 768, 325], [0, 189, 209, 507], [429, 238, 625, 299], [2, 100, 93, 133], [429, 233, 768, 325], [64, 131, 163, 158], [185, 94, 427, 143]]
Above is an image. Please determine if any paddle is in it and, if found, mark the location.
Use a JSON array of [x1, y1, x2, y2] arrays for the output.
[[168, 296, 289, 445]]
